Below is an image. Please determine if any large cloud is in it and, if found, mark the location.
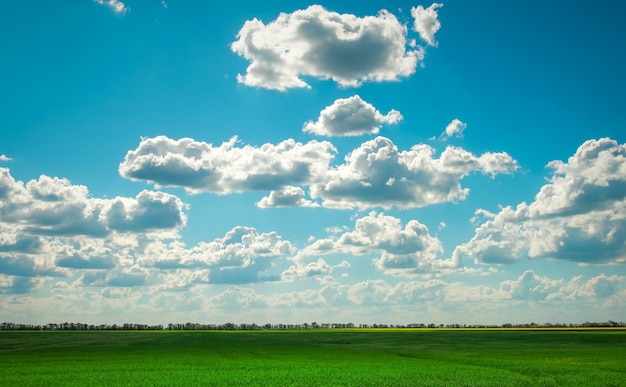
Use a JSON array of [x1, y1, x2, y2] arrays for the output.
[[121, 135, 517, 210], [231, 5, 425, 90], [300, 211, 456, 275], [119, 136, 336, 195], [454, 138, 626, 265], [303, 95, 402, 137], [0, 168, 186, 237], [310, 136, 518, 209]]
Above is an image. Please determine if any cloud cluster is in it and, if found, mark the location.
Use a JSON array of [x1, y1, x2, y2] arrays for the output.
[[140, 226, 293, 284], [445, 270, 626, 305], [455, 138, 626, 265], [121, 135, 518, 210], [300, 212, 455, 275], [303, 95, 402, 137], [231, 5, 425, 90], [0, 168, 186, 237]]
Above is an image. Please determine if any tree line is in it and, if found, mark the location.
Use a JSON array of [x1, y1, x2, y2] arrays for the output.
[[0, 320, 624, 331]]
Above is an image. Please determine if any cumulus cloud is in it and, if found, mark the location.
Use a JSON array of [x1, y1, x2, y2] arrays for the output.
[[281, 258, 333, 282], [94, 0, 129, 14], [300, 212, 457, 275], [256, 186, 319, 208], [119, 136, 336, 195], [445, 271, 625, 306], [122, 135, 517, 210], [0, 155, 11, 162], [310, 136, 518, 209], [347, 278, 446, 305], [441, 118, 467, 140], [0, 168, 186, 237], [231, 5, 425, 90], [454, 138, 626, 265], [140, 226, 293, 285], [303, 95, 402, 137], [411, 3, 443, 46], [0, 275, 43, 294]]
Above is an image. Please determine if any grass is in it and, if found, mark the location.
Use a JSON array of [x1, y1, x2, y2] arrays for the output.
[[1, 329, 625, 386]]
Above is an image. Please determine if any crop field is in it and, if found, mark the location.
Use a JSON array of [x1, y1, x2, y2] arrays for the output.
[[1, 329, 625, 386]]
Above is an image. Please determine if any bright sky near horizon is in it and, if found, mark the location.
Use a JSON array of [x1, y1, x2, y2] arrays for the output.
[[1, 0, 625, 325]]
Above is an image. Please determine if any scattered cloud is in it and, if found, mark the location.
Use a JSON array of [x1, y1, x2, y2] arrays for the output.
[[0, 155, 11, 162], [94, 0, 129, 15], [303, 95, 402, 137], [0, 275, 43, 294], [454, 138, 626, 265], [411, 3, 443, 46], [441, 118, 467, 140], [231, 5, 425, 90]]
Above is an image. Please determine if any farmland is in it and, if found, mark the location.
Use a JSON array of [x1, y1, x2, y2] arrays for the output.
[[1, 329, 625, 386]]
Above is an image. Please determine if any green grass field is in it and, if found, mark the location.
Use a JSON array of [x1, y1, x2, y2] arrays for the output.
[[1, 329, 624, 386]]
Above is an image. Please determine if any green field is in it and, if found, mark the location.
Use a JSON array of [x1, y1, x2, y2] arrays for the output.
[[1, 329, 624, 386]]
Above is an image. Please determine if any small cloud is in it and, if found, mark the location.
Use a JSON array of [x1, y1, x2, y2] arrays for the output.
[[303, 95, 402, 137], [256, 186, 319, 208], [161, 0, 168, 8], [94, 0, 130, 15], [411, 3, 443, 47], [441, 118, 467, 140], [0, 155, 11, 162]]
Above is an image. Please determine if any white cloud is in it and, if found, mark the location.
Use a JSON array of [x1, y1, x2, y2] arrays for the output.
[[0, 155, 11, 162], [140, 226, 293, 285], [454, 138, 626, 265], [310, 136, 518, 209], [303, 95, 402, 137], [300, 212, 456, 275], [121, 135, 517, 210], [444, 271, 625, 306], [411, 3, 443, 46], [231, 5, 424, 90], [119, 136, 336, 195], [281, 258, 333, 282], [347, 278, 445, 305], [441, 118, 467, 140], [0, 168, 186, 237], [256, 186, 319, 208], [94, 0, 129, 14]]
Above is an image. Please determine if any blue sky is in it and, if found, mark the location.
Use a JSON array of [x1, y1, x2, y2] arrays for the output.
[[1, 0, 625, 325]]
